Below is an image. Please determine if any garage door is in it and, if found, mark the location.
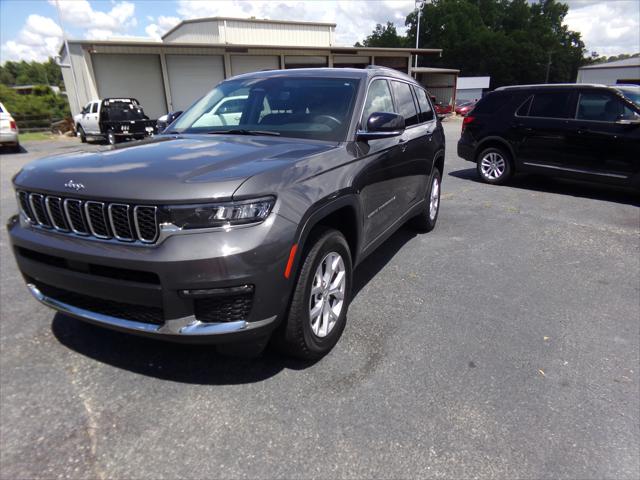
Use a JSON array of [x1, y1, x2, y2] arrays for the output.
[[92, 54, 167, 119], [166, 54, 225, 111], [231, 55, 279, 77]]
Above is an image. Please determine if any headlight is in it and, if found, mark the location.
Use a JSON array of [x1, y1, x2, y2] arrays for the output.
[[161, 197, 275, 229]]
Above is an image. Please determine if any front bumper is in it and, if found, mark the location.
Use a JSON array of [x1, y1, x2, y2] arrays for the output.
[[8, 212, 297, 343]]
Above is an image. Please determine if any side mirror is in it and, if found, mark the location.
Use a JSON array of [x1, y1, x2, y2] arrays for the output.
[[167, 111, 183, 124], [356, 112, 405, 141], [615, 116, 640, 126]]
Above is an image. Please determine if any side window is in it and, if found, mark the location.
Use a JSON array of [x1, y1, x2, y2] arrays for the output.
[[414, 87, 434, 122], [528, 91, 573, 118], [82, 103, 90, 114], [516, 96, 532, 116], [391, 81, 419, 127], [361, 79, 394, 129], [91, 103, 98, 114], [576, 92, 637, 122]]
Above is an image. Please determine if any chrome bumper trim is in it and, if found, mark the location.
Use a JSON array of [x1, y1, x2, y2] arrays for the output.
[[27, 283, 276, 336]]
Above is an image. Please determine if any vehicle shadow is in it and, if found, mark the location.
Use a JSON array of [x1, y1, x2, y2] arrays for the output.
[[51, 225, 416, 385], [449, 167, 640, 207]]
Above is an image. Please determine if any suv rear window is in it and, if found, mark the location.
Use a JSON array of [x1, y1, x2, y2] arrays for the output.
[[472, 92, 510, 115], [528, 91, 573, 118]]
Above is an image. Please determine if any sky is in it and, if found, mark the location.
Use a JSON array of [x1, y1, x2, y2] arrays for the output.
[[0, 0, 638, 64]]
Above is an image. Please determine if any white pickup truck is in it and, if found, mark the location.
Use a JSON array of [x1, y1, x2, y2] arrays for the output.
[[74, 98, 157, 145]]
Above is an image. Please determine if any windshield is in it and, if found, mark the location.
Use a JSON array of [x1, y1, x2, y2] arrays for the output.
[[616, 86, 640, 107], [104, 101, 148, 121], [171, 76, 360, 141]]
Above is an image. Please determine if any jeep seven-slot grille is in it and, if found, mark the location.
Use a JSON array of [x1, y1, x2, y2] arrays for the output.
[[17, 191, 158, 244]]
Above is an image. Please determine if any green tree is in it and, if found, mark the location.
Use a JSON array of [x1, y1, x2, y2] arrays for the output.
[[401, 0, 588, 88], [357, 22, 408, 48]]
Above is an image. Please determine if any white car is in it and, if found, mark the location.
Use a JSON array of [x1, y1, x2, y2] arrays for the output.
[[0, 102, 20, 152]]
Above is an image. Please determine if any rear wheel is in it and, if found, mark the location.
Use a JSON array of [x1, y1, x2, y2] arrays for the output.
[[410, 168, 441, 232], [77, 125, 86, 143], [477, 146, 512, 184], [278, 228, 352, 360], [107, 131, 118, 146]]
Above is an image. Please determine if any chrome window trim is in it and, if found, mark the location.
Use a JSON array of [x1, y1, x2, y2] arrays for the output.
[[28, 193, 51, 228], [84, 201, 111, 239], [133, 205, 158, 243], [16, 191, 35, 223], [63, 199, 89, 235], [107, 203, 134, 242], [44, 196, 69, 232]]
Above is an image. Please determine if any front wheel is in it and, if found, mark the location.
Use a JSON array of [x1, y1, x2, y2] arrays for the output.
[[278, 228, 352, 360], [477, 147, 512, 185], [410, 168, 441, 232]]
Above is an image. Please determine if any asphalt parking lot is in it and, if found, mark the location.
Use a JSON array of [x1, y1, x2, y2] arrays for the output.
[[1, 121, 638, 479]]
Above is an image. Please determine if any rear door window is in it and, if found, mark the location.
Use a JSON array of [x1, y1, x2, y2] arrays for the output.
[[414, 87, 434, 122], [528, 91, 573, 118], [361, 79, 394, 128], [391, 81, 419, 127], [91, 103, 98, 113], [576, 91, 638, 122]]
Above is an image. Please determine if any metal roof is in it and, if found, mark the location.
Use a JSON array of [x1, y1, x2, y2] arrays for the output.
[[579, 57, 640, 70], [61, 39, 442, 56], [411, 67, 459, 74], [162, 17, 338, 41]]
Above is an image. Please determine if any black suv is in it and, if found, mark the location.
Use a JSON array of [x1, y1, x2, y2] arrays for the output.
[[8, 67, 445, 359], [457, 84, 640, 188]]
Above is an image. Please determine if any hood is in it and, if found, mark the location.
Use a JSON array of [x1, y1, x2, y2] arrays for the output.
[[13, 135, 336, 202]]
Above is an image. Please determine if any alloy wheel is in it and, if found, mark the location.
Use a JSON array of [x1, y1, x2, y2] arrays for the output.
[[309, 251, 346, 338], [429, 175, 440, 221], [480, 152, 506, 180]]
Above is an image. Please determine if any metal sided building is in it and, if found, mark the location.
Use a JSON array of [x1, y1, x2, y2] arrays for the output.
[[577, 58, 640, 86], [59, 16, 443, 119]]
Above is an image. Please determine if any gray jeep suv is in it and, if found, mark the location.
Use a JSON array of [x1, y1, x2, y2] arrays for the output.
[[8, 67, 445, 359]]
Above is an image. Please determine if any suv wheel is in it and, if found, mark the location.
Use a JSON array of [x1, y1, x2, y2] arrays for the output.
[[279, 228, 352, 360], [410, 168, 441, 232], [77, 125, 86, 143], [477, 147, 512, 184]]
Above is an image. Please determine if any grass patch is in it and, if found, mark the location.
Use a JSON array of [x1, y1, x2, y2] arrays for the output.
[[19, 132, 58, 142]]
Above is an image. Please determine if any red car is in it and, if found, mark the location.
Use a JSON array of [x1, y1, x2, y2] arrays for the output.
[[431, 96, 453, 117], [455, 100, 476, 116]]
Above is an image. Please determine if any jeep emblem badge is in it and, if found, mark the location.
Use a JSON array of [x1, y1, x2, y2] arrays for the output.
[[64, 180, 85, 191]]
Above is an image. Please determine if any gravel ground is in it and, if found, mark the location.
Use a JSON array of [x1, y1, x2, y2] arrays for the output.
[[1, 122, 638, 479]]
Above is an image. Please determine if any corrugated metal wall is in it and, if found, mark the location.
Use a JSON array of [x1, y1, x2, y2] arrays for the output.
[[92, 54, 167, 119], [225, 20, 331, 47], [165, 55, 225, 111]]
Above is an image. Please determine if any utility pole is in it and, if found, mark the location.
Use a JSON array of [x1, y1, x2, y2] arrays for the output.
[[414, 0, 426, 69], [545, 51, 552, 83]]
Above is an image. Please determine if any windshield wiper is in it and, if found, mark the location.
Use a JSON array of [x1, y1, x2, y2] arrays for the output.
[[207, 129, 280, 136]]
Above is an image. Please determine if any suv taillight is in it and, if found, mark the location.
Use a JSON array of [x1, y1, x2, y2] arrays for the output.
[[461, 115, 475, 133], [9, 120, 17, 130]]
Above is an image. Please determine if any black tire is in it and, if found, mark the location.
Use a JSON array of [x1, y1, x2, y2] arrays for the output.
[[77, 125, 86, 143], [107, 131, 118, 146], [476, 146, 512, 185], [410, 168, 441, 232], [278, 227, 352, 360]]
